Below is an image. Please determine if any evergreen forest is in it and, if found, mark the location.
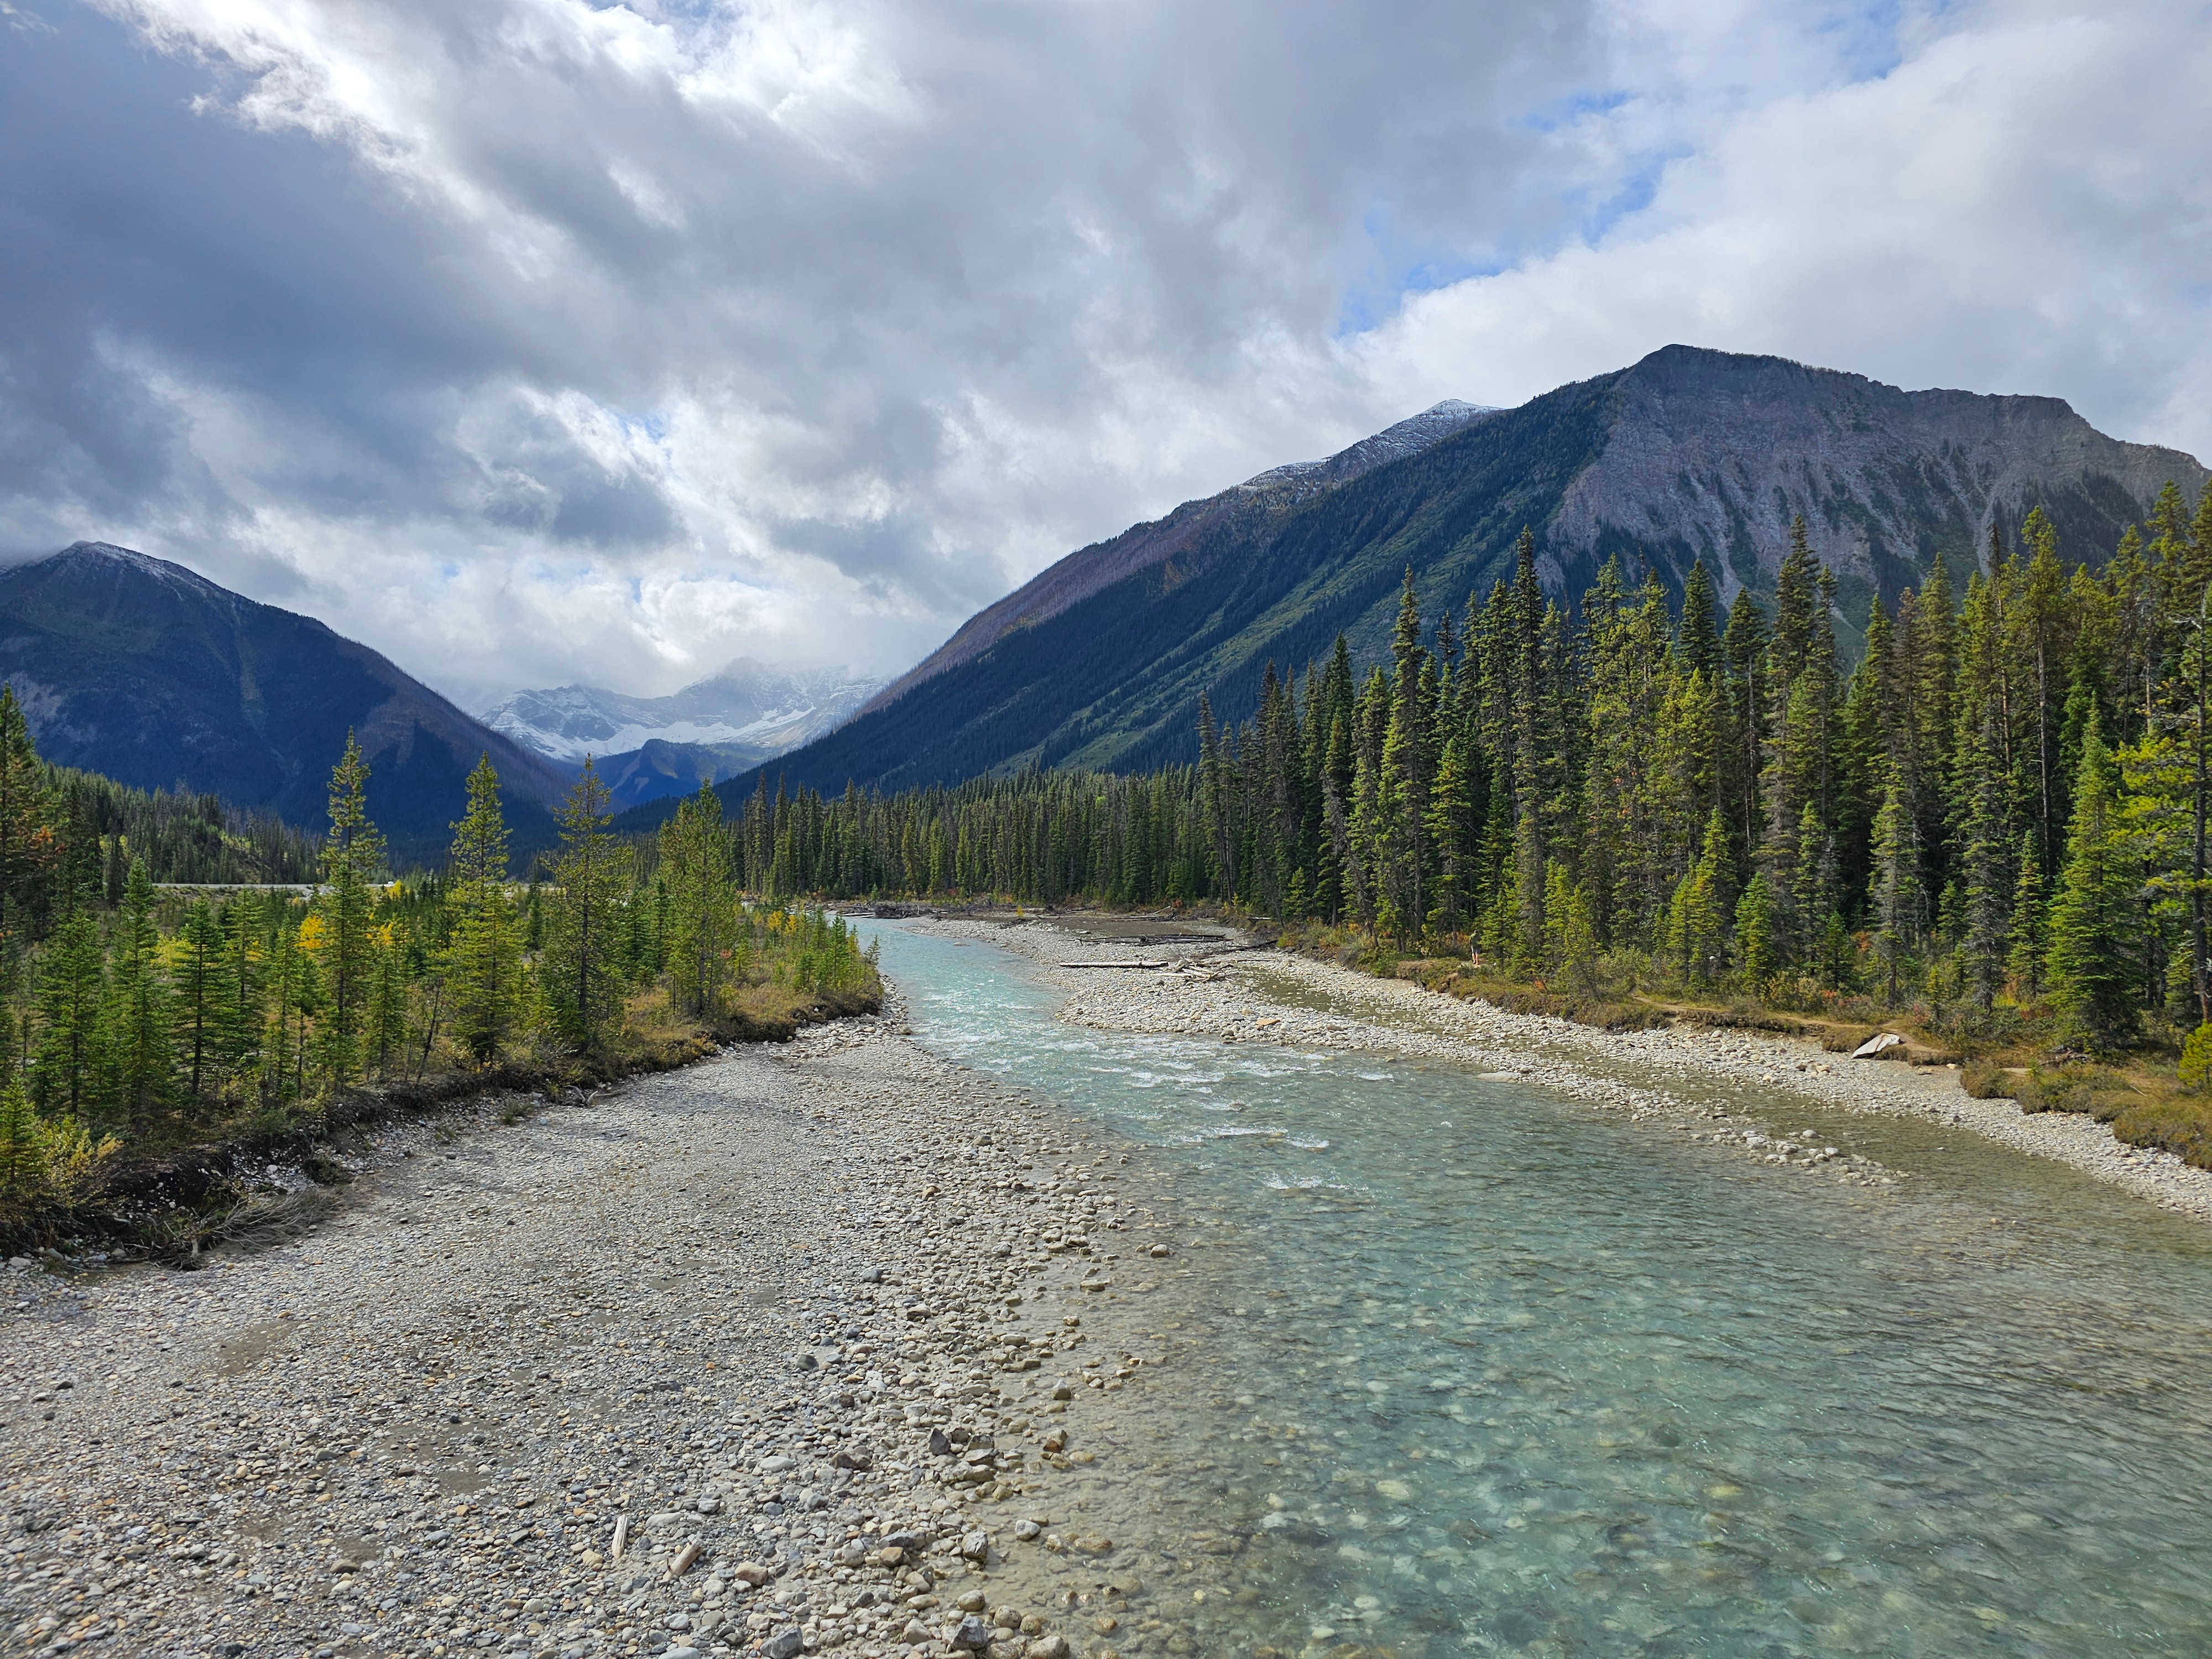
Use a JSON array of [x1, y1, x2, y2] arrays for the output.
[[724, 487, 2212, 1077], [0, 711, 875, 1224]]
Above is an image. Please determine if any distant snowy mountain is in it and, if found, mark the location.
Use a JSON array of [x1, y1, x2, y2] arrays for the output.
[[483, 660, 883, 800]]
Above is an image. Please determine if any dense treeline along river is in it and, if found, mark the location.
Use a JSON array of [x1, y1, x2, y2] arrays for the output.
[[859, 920, 2212, 1658]]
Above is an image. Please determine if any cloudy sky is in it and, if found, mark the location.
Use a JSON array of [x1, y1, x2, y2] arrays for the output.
[[2, 0, 2208, 709]]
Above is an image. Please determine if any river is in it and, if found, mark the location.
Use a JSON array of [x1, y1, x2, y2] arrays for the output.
[[858, 918, 2212, 1657]]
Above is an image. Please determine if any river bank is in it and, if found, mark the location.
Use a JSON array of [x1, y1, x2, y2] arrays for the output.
[[0, 1003, 1259, 1659], [911, 914, 2212, 1222]]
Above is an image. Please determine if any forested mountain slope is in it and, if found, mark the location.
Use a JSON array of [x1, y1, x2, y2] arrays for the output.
[[0, 543, 567, 858], [723, 346, 2204, 804]]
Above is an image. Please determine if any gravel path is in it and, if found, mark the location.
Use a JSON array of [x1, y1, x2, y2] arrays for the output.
[[927, 917, 2212, 1223], [1, 1005, 1227, 1659]]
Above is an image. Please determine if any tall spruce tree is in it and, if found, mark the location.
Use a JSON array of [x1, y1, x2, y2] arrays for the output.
[[2045, 711, 2138, 1050], [446, 756, 520, 1064], [661, 782, 735, 1019], [315, 733, 385, 1085], [103, 858, 171, 1120], [544, 759, 628, 1052]]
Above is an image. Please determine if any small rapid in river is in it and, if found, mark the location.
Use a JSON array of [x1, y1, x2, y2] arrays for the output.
[[862, 919, 2212, 1657]]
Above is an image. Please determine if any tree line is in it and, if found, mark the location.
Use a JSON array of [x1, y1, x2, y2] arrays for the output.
[[0, 723, 873, 1220], [729, 483, 2212, 1056]]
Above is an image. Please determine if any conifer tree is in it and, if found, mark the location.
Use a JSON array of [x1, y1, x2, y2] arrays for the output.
[[34, 913, 105, 1120], [173, 900, 226, 1099], [1678, 558, 1721, 681], [0, 687, 47, 945], [661, 782, 735, 1019], [544, 759, 627, 1052], [2005, 832, 2047, 999], [103, 858, 171, 1120], [446, 756, 520, 1064], [1722, 590, 1770, 853], [2046, 711, 2138, 1050], [1869, 761, 1924, 1003], [1667, 811, 1736, 986], [219, 891, 266, 1078], [0, 1078, 44, 1209], [1542, 860, 1599, 995], [1733, 872, 1777, 989], [315, 734, 385, 1086], [1425, 733, 1475, 936], [365, 926, 411, 1081]]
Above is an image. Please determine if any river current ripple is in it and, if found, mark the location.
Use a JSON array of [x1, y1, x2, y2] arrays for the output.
[[860, 920, 2212, 1658]]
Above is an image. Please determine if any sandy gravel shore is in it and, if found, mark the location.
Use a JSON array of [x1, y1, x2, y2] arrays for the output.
[[0, 1008, 1236, 1659], [920, 916, 2212, 1223]]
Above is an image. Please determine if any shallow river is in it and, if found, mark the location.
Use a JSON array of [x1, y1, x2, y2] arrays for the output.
[[860, 921, 2212, 1657]]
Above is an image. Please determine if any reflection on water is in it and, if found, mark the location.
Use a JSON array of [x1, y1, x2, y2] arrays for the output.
[[862, 921, 2212, 1657]]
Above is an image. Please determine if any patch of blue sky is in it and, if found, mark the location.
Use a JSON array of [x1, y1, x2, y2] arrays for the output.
[[1571, 149, 1679, 245], [1331, 141, 1676, 340], [1517, 87, 1629, 135], [1822, 0, 1906, 84], [589, 0, 719, 23], [1333, 251, 1507, 339], [610, 407, 669, 446]]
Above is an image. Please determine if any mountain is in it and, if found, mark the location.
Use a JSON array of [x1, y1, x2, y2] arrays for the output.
[[0, 543, 569, 858], [590, 739, 767, 811], [709, 346, 2208, 803], [864, 399, 1497, 713], [484, 661, 881, 805]]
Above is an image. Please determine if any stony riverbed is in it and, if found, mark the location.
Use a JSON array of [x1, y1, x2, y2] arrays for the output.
[[0, 1003, 1272, 1659], [11, 912, 2212, 1659]]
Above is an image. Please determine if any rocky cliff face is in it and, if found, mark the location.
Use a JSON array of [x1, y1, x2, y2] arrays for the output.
[[0, 543, 568, 855], [713, 347, 2207, 806], [1545, 345, 2198, 603]]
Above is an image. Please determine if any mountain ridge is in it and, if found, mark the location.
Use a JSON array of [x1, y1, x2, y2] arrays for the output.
[[486, 660, 880, 768], [0, 542, 570, 857], [864, 398, 1498, 714], [691, 345, 2208, 812]]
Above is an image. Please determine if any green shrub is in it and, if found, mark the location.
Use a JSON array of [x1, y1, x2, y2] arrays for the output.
[[2180, 1024, 2212, 1093]]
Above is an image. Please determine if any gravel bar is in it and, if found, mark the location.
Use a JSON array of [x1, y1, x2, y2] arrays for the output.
[[2, 1003, 1215, 1659]]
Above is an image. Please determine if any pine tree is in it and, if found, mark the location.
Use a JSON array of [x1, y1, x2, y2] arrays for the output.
[[102, 858, 171, 1120], [2005, 833, 2047, 999], [447, 756, 520, 1064], [315, 733, 386, 1086], [661, 782, 735, 1019], [1425, 733, 1475, 936], [34, 914, 104, 1120], [1667, 811, 1736, 986], [173, 900, 226, 1100], [2045, 711, 2138, 1050], [218, 891, 266, 1079], [365, 925, 411, 1081], [1678, 558, 1721, 681], [1542, 860, 1599, 995], [1869, 761, 1924, 1004], [0, 1078, 46, 1209], [544, 759, 628, 1052], [1733, 872, 1778, 990]]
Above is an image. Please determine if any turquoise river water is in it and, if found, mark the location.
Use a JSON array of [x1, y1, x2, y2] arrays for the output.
[[858, 920, 2212, 1657]]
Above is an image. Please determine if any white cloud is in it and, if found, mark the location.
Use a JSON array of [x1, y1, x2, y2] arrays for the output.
[[1, 0, 2205, 702]]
